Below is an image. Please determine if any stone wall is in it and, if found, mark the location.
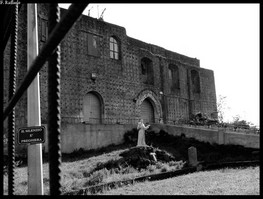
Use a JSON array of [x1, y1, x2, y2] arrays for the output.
[[153, 124, 259, 149], [41, 123, 135, 153], [9, 123, 259, 155], [47, 123, 259, 154], [191, 68, 217, 116]]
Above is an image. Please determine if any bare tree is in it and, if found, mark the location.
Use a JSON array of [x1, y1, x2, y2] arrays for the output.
[[216, 95, 229, 123]]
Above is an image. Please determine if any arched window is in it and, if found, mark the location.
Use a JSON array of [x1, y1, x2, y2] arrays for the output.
[[191, 70, 200, 93], [141, 57, 154, 85], [110, 36, 119, 60], [168, 64, 180, 91]]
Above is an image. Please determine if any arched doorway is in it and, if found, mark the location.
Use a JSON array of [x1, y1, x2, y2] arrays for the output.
[[140, 98, 154, 124], [83, 92, 101, 123]]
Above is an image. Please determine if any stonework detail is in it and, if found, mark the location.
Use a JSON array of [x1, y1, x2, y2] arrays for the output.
[[135, 89, 162, 122]]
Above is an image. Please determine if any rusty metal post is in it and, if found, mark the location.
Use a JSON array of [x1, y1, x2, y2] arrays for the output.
[[8, 4, 18, 195], [47, 4, 62, 195], [0, 9, 4, 197]]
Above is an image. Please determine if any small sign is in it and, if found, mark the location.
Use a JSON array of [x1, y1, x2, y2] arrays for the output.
[[18, 126, 45, 144]]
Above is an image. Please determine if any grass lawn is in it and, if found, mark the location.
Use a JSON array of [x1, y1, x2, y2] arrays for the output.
[[4, 131, 259, 195], [4, 147, 128, 195], [4, 146, 259, 195], [100, 166, 259, 195]]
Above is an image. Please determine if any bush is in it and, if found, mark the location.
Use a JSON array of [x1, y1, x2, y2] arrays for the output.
[[124, 128, 138, 144], [155, 162, 163, 170], [160, 165, 169, 173], [147, 164, 156, 173]]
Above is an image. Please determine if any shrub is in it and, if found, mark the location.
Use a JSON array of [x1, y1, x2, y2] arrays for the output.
[[147, 164, 156, 173], [122, 166, 138, 174], [155, 162, 163, 170], [168, 160, 178, 167], [124, 128, 138, 144], [160, 165, 169, 173]]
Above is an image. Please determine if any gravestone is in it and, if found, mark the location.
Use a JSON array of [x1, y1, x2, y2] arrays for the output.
[[188, 146, 198, 167]]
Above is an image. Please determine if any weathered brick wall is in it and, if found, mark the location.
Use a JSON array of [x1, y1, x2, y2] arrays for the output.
[[199, 68, 217, 115], [163, 62, 191, 123], [189, 68, 217, 117], [60, 10, 135, 123], [37, 4, 49, 124], [4, 4, 217, 129]]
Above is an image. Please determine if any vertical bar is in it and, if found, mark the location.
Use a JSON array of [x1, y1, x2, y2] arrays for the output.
[[48, 4, 62, 195], [8, 4, 18, 195], [27, 4, 44, 195], [0, 9, 4, 197]]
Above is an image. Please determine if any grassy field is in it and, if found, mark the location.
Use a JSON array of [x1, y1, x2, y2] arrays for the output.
[[4, 146, 127, 195], [4, 145, 185, 195], [4, 146, 259, 195], [100, 166, 259, 195], [3, 131, 260, 195], [4, 158, 259, 195]]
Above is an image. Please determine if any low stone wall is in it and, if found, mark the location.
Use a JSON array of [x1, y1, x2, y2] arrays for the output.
[[43, 123, 259, 154], [13, 123, 259, 155], [159, 124, 219, 144], [224, 130, 260, 149], [42, 123, 135, 153], [150, 124, 259, 149]]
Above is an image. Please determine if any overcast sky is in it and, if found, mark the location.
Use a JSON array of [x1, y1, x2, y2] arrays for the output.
[[59, 3, 259, 126]]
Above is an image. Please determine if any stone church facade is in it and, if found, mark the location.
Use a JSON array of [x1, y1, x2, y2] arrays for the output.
[[4, 4, 217, 129]]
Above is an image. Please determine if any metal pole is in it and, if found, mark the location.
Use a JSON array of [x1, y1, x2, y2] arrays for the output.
[[0, 9, 4, 197], [27, 4, 43, 195], [48, 4, 62, 195], [8, 4, 18, 195]]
